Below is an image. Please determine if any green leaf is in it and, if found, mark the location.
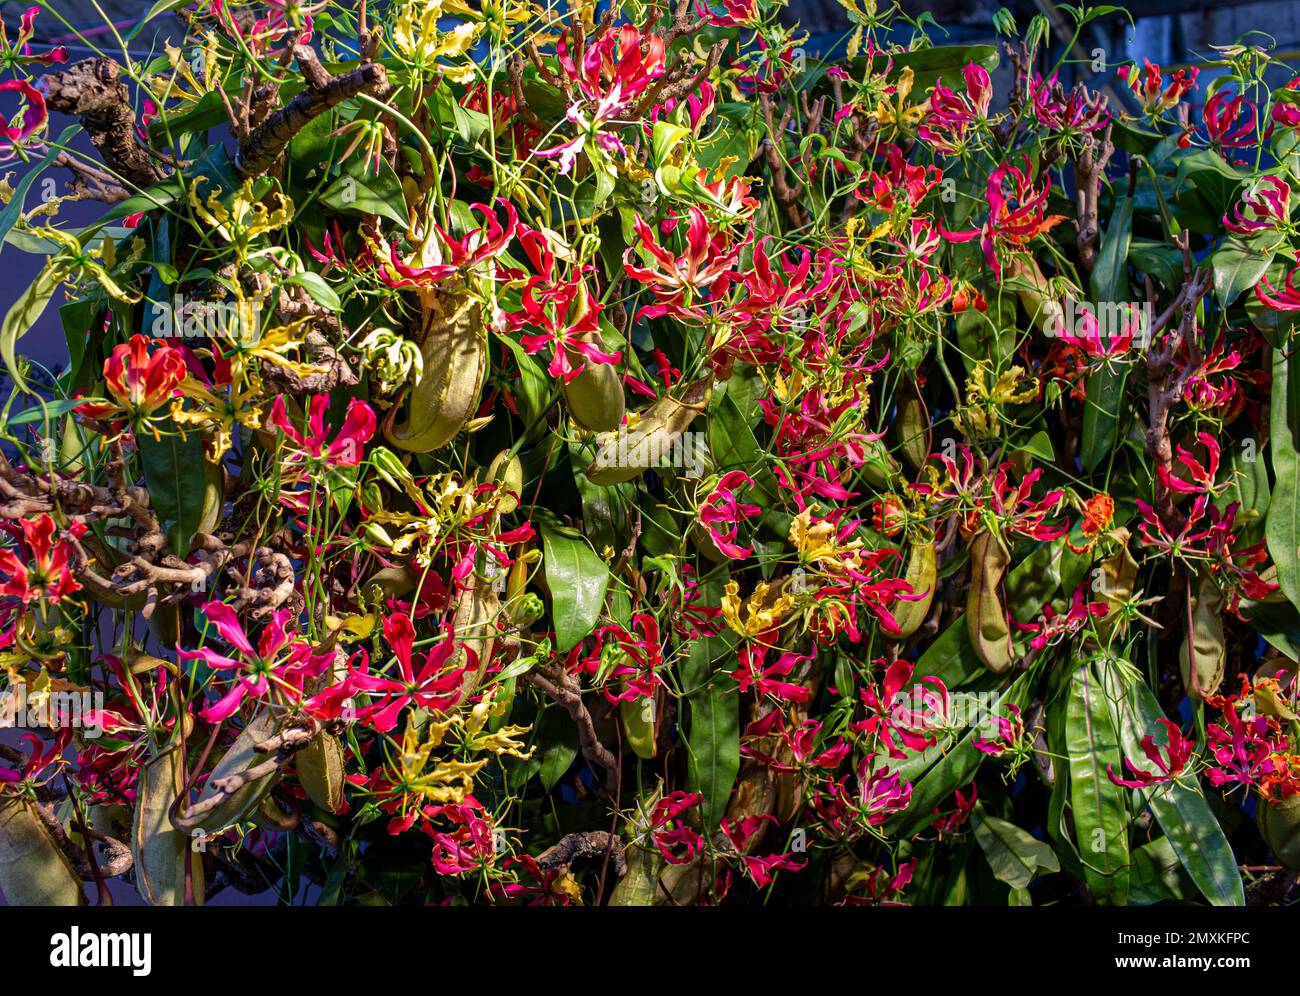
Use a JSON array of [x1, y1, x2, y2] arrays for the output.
[[864, 44, 999, 98], [1079, 195, 1134, 472], [1240, 598, 1300, 660], [1103, 668, 1244, 906], [6, 398, 103, 426], [682, 614, 740, 828], [1129, 238, 1185, 291], [1, 264, 61, 395], [1080, 364, 1127, 472], [972, 806, 1060, 890], [1004, 538, 1064, 623], [537, 707, 580, 792], [1174, 149, 1245, 217], [1128, 836, 1191, 904], [1211, 237, 1277, 310], [1066, 657, 1130, 905], [1267, 347, 1300, 613], [913, 614, 977, 688], [284, 271, 342, 312], [320, 158, 408, 226], [1016, 429, 1055, 463], [138, 419, 208, 555], [541, 524, 611, 652], [429, 88, 491, 145], [1089, 195, 1133, 304]]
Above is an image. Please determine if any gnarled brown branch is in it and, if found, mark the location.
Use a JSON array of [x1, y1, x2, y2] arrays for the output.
[[41, 58, 167, 188], [234, 45, 388, 178]]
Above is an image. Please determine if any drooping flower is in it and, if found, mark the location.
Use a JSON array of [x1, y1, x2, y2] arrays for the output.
[[917, 62, 992, 154], [1200, 91, 1258, 149], [2, 7, 68, 66], [427, 798, 497, 875], [698, 471, 761, 560], [504, 224, 620, 383], [623, 207, 746, 321], [1224, 176, 1291, 235], [377, 200, 517, 287], [569, 614, 663, 704], [1107, 718, 1194, 788], [0, 78, 47, 161], [556, 22, 665, 109], [732, 638, 810, 703], [267, 394, 376, 468], [1158, 432, 1222, 496], [973, 704, 1025, 758], [856, 756, 912, 824], [856, 658, 948, 758], [1117, 59, 1197, 115], [648, 791, 705, 864], [1256, 261, 1300, 311], [944, 156, 1067, 278], [1203, 696, 1288, 791], [1027, 72, 1109, 137]]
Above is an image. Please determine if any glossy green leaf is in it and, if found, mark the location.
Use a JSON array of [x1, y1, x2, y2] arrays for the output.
[[1, 264, 61, 395], [541, 524, 611, 652], [972, 806, 1060, 890], [1267, 347, 1300, 613], [139, 418, 209, 555], [682, 636, 740, 828], [284, 271, 341, 312], [1066, 657, 1130, 905], [1103, 667, 1244, 906], [320, 158, 408, 226], [1211, 237, 1277, 310]]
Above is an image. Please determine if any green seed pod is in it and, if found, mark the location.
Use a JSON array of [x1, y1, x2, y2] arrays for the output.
[[134, 747, 204, 906], [363, 565, 420, 602], [1180, 569, 1226, 701], [896, 385, 931, 470], [384, 289, 486, 453], [1258, 793, 1300, 869], [892, 536, 937, 639], [1008, 255, 1065, 337], [297, 733, 345, 814], [563, 335, 626, 433], [453, 574, 500, 698], [197, 458, 225, 536], [587, 378, 710, 485], [487, 449, 524, 514], [0, 798, 84, 906], [172, 709, 280, 833], [860, 436, 902, 489], [968, 529, 1013, 673], [620, 693, 658, 760]]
